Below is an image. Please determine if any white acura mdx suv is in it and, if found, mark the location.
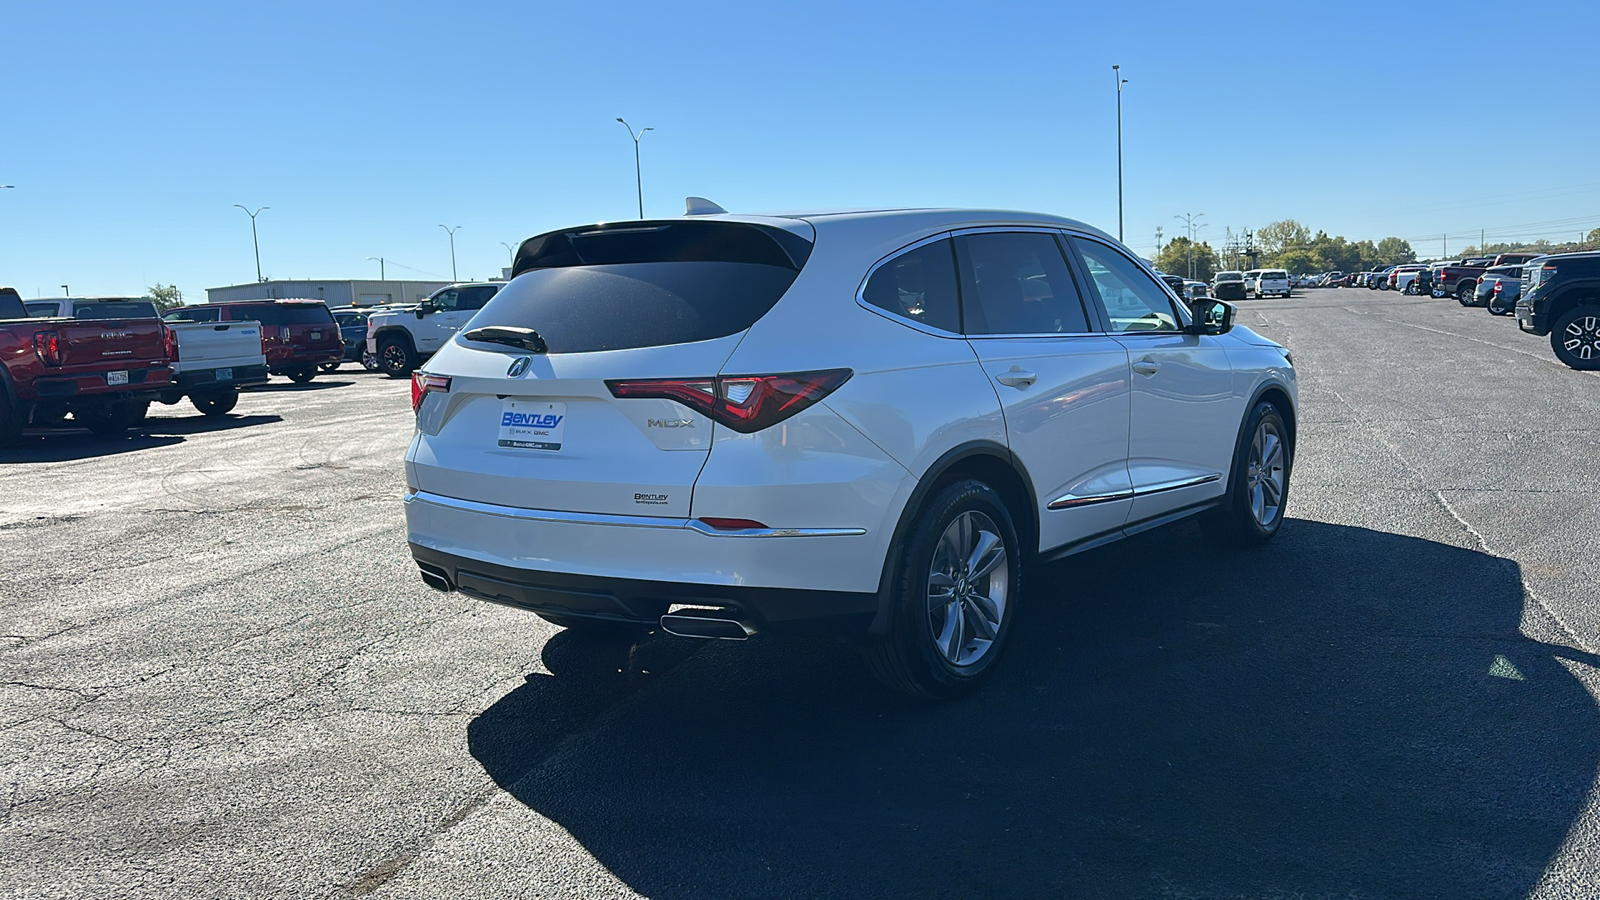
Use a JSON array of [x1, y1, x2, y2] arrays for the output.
[[404, 205, 1296, 697]]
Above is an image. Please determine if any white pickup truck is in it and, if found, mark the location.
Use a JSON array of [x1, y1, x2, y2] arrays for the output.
[[158, 308, 270, 416]]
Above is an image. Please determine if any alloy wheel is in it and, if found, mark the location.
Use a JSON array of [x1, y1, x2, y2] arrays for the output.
[[1562, 315, 1600, 361], [381, 344, 409, 373], [926, 511, 1009, 668], [1246, 419, 1286, 527]]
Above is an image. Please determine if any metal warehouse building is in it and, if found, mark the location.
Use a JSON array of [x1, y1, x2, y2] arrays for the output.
[[205, 279, 449, 308]]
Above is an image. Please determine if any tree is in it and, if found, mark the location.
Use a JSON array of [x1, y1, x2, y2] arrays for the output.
[[1257, 220, 1312, 257], [1587, 228, 1600, 248], [1276, 249, 1319, 277], [148, 283, 182, 312], [1374, 237, 1416, 266], [1155, 237, 1219, 282]]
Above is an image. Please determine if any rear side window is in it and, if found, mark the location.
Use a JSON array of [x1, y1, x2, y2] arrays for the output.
[[459, 285, 500, 310], [166, 307, 220, 323], [25, 302, 60, 317], [956, 232, 1091, 335], [862, 239, 961, 333], [480, 221, 811, 354]]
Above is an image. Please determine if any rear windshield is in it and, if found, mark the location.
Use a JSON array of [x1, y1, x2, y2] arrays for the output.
[[236, 304, 334, 325], [1216, 273, 1243, 281], [480, 221, 813, 354], [1263, 270, 1287, 278], [72, 301, 160, 320]]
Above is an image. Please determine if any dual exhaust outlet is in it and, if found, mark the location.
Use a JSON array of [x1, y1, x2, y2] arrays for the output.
[[415, 563, 753, 640]]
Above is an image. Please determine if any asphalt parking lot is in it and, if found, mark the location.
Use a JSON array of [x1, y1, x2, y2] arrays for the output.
[[3, 290, 1598, 900]]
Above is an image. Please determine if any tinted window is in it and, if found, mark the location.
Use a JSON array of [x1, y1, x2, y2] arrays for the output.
[[957, 232, 1091, 335], [430, 290, 461, 311], [862, 239, 961, 333], [166, 307, 220, 323], [458, 285, 500, 310], [474, 222, 810, 354], [25, 302, 60, 317], [72, 301, 160, 320], [1, 290, 28, 320], [1070, 237, 1181, 333], [234, 304, 333, 325]]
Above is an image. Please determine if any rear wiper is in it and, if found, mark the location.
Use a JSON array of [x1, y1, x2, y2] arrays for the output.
[[461, 325, 548, 353]]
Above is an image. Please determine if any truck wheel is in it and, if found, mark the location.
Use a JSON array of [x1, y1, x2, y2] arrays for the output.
[[192, 391, 239, 417], [1456, 283, 1474, 302], [860, 479, 1022, 699], [79, 399, 149, 435], [1551, 304, 1600, 370], [377, 337, 416, 378], [0, 398, 23, 447], [286, 368, 316, 385]]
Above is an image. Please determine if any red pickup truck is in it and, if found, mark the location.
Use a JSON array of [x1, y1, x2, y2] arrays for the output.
[[0, 287, 173, 444]]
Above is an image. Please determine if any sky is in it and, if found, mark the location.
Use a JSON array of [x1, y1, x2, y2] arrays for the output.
[[3, 0, 1598, 299]]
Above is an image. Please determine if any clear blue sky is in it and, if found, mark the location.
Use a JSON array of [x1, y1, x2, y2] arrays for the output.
[[3, 0, 1597, 298]]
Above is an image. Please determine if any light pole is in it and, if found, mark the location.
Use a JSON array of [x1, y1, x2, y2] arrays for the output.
[[1113, 65, 1128, 243], [616, 118, 653, 218], [367, 257, 385, 280], [61, 285, 69, 297], [233, 205, 269, 282], [439, 225, 460, 281], [500, 242, 516, 265], [1175, 212, 1206, 279]]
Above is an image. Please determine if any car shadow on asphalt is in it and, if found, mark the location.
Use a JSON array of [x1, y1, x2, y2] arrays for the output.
[[466, 518, 1600, 899], [0, 415, 283, 462], [245, 380, 356, 392]]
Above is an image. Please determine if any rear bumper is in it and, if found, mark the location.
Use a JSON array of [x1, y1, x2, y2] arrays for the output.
[[404, 488, 887, 628], [410, 542, 877, 633], [29, 366, 171, 400], [173, 364, 270, 392], [266, 347, 345, 370]]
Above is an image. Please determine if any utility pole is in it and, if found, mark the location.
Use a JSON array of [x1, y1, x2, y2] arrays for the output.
[[61, 284, 69, 297], [1481, 228, 1486, 254], [500, 242, 516, 266], [616, 118, 654, 218], [439, 225, 460, 282], [367, 257, 385, 280], [1154, 226, 1163, 254], [1175, 212, 1205, 279], [1113, 65, 1128, 243], [233, 205, 269, 282]]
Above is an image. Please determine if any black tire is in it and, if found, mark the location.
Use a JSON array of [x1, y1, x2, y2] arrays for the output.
[[378, 337, 416, 378], [1489, 303, 1513, 317], [318, 361, 341, 373], [286, 368, 316, 385], [1378, 281, 1390, 291], [191, 391, 239, 417], [1211, 400, 1292, 547], [1456, 292, 1474, 307], [361, 353, 381, 372], [79, 399, 149, 435], [860, 479, 1022, 699], [30, 402, 68, 427], [1550, 304, 1600, 370], [1456, 282, 1474, 302]]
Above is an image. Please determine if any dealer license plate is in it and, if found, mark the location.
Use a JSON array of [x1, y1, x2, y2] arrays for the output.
[[498, 400, 565, 451], [215, 368, 233, 382], [106, 371, 129, 386]]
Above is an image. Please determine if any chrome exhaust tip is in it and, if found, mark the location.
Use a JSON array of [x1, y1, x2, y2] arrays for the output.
[[416, 562, 453, 593], [659, 612, 755, 641]]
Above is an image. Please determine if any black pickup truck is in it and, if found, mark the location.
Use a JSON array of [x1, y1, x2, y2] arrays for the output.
[[1516, 252, 1600, 369]]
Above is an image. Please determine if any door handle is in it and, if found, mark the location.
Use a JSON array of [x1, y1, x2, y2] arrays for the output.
[[995, 369, 1037, 389], [1132, 358, 1162, 376]]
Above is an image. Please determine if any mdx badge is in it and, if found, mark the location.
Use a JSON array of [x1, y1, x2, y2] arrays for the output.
[[648, 419, 695, 428], [506, 356, 532, 377]]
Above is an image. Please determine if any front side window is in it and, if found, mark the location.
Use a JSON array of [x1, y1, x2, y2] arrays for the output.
[[165, 307, 219, 322], [1070, 237, 1181, 333], [431, 290, 461, 311], [862, 239, 961, 333], [955, 231, 1091, 335]]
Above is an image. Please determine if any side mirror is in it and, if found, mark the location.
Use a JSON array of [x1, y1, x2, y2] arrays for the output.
[[415, 301, 434, 319], [1186, 298, 1235, 335]]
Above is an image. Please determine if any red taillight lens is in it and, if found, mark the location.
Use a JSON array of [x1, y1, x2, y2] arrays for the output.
[[163, 325, 180, 362], [606, 369, 853, 434], [1493, 281, 1503, 293], [411, 372, 450, 411], [33, 330, 61, 366]]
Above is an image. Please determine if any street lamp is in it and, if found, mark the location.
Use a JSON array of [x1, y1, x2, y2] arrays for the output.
[[439, 225, 460, 281], [367, 257, 385, 280], [616, 118, 654, 218], [1113, 65, 1128, 243], [61, 285, 69, 297], [500, 242, 516, 265], [233, 205, 269, 283], [1175, 212, 1206, 279]]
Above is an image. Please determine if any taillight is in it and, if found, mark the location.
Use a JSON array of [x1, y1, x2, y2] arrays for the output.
[[606, 369, 853, 434], [33, 330, 62, 367], [280, 326, 291, 342], [1493, 281, 1503, 293], [411, 372, 450, 411], [163, 325, 180, 362]]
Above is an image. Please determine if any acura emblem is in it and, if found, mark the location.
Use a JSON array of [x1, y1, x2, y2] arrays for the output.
[[507, 356, 532, 377]]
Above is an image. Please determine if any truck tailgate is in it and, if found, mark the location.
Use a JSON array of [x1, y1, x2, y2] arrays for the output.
[[53, 319, 168, 370], [170, 320, 266, 370]]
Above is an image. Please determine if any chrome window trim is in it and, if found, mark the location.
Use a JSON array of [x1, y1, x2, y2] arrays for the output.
[[1046, 473, 1220, 511], [405, 490, 865, 538]]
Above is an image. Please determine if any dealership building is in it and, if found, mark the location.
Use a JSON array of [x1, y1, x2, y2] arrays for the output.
[[205, 279, 450, 308]]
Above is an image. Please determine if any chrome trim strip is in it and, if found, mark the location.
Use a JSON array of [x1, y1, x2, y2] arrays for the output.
[[1046, 490, 1134, 510], [1137, 473, 1222, 495], [405, 490, 864, 538], [1046, 473, 1221, 511]]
